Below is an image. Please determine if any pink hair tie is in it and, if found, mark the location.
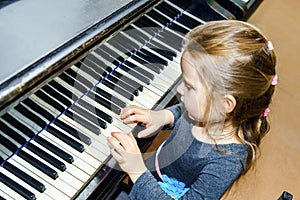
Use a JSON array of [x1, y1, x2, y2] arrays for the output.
[[263, 108, 270, 117], [267, 41, 274, 51], [271, 74, 278, 85]]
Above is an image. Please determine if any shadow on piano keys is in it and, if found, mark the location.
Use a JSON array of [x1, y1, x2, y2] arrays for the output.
[[0, 0, 262, 199]]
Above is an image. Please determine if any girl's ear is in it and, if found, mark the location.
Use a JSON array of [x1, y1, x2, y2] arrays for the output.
[[224, 95, 236, 114]]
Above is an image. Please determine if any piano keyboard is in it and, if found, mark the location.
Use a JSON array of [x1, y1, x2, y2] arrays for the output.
[[0, 1, 207, 199]]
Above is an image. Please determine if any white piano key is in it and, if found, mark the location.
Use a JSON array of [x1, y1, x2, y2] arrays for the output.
[[131, 24, 182, 57], [0, 181, 26, 200], [0, 188, 15, 200], [69, 64, 150, 109], [9, 157, 70, 200], [31, 140, 84, 190], [153, 8, 192, 32], [164, 0, 206, 24], [0, 167, 54, 200], [52, 121, 109, 163], [21, 148, 78, 194], [40, 130, 97, 175], [91, 50, 166, 97]]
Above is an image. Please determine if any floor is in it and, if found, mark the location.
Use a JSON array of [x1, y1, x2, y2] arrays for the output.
[[223, 0, 300, 199], [147, 1, 300, 199]]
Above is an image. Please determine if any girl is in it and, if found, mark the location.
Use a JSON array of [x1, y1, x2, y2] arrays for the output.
[[108, 20, 277, 199]]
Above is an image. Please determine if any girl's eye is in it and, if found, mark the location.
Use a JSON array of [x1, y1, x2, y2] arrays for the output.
[[184, 83, 192, 90]]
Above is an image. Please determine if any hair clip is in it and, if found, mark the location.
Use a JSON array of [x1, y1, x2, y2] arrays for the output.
[[267, 41, 274, 51], [263, 108, 270, 117], [271, 74, 278, 85]]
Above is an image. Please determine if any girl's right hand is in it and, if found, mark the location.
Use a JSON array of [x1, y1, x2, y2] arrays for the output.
[[120, 105, 174, 138]]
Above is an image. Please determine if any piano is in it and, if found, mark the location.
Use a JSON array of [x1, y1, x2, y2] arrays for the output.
[[0, 0, 262, 199]]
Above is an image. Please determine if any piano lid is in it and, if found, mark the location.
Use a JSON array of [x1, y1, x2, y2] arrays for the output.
[[0, 0, 150, 106]]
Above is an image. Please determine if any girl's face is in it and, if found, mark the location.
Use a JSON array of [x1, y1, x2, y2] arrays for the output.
[[177, 52, 208, 123]]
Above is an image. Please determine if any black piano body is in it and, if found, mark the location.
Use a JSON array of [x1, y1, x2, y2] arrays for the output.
[[0, 0, 262, 199]]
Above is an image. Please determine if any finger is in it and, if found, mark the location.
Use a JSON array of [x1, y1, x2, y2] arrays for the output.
[[122, 114, 150, 125], [107, 135, 125, 151], [137, 128, 155, 138], [120, 105, 148, 120], [111, 132, 137, 151], [110, 148, 124, 164]]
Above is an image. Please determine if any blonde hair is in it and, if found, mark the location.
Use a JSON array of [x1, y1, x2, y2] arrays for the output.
[[184, 20, 276, 173]]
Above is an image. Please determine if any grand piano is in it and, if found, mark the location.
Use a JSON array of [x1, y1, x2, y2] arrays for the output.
[[0, 0, 262, 199]]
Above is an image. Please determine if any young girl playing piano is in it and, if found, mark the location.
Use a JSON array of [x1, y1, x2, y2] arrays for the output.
[[108, 20, 277, 199]]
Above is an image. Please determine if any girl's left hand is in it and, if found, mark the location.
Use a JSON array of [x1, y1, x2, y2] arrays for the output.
[[107, 132, 147, 183]]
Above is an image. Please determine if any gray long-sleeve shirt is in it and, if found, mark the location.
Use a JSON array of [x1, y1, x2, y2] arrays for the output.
[[129, 104, 248, 199]]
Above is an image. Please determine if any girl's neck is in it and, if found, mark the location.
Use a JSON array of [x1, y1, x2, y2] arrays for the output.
[[191, 123, 242, 145]]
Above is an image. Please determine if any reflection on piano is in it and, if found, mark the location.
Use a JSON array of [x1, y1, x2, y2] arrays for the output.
[[0, 0, 262, 199]]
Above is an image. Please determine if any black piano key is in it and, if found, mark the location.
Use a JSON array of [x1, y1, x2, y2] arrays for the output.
[[122, 59, 155, 80], [67, 66, 135, 101], [111, 69, 144, 92], [0, 122, 63, 173], [77, 99, 113, 123], [102, 79, 134, 101], [107, 73, 139, 96], [26, 143, 66, 172], [15, 104, 47, 127], [18, 150, 58, 180], [84, 53, 110, 73], [94, 87, 126, 108], [0, 121, 27, 145], [21, 98, 91, 152], [65, 68, 94, 89], [134, 16, 160, 32], [148, 43, 176, 60], [94, 45, 123, 62], [135, 16, 183, 51], [48, 80, 78, 99], [42, 85, 72, 107], [0, 133, 18, 152], [177, 14, 203, 29], [125, 26, 177, 58], [75, 61, 104, 81], [0, 121, 65, 173], [89, 45, 140, 96], [23, 98, 54, 122], [129, 53, 162, 74], [115, 62, 151, 85], [0, 172, 36, 200], [3, 162, 45, 193], [34, 136, 74, 164], [88, 92, 121, 115], [106, 40, 162, 74], [140, 48, 168, 66], [1, 113, 74, 164], [74, 60, 140, 97], [134, 51, 165, 71], [59, 73, 88, 94], [156, 1, 180, 18], [148, 10, 189, 34], [35, 90, 65, 112], [54, 119, 92, 145], [71, 105, 107, 130], [96, 45, 156, 81], [65, 109, 102, 134], [2, 113, 35, 138], [87, 52, 151, 85], [46, 126, 85, 153], [39, 84, 103, 134]]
